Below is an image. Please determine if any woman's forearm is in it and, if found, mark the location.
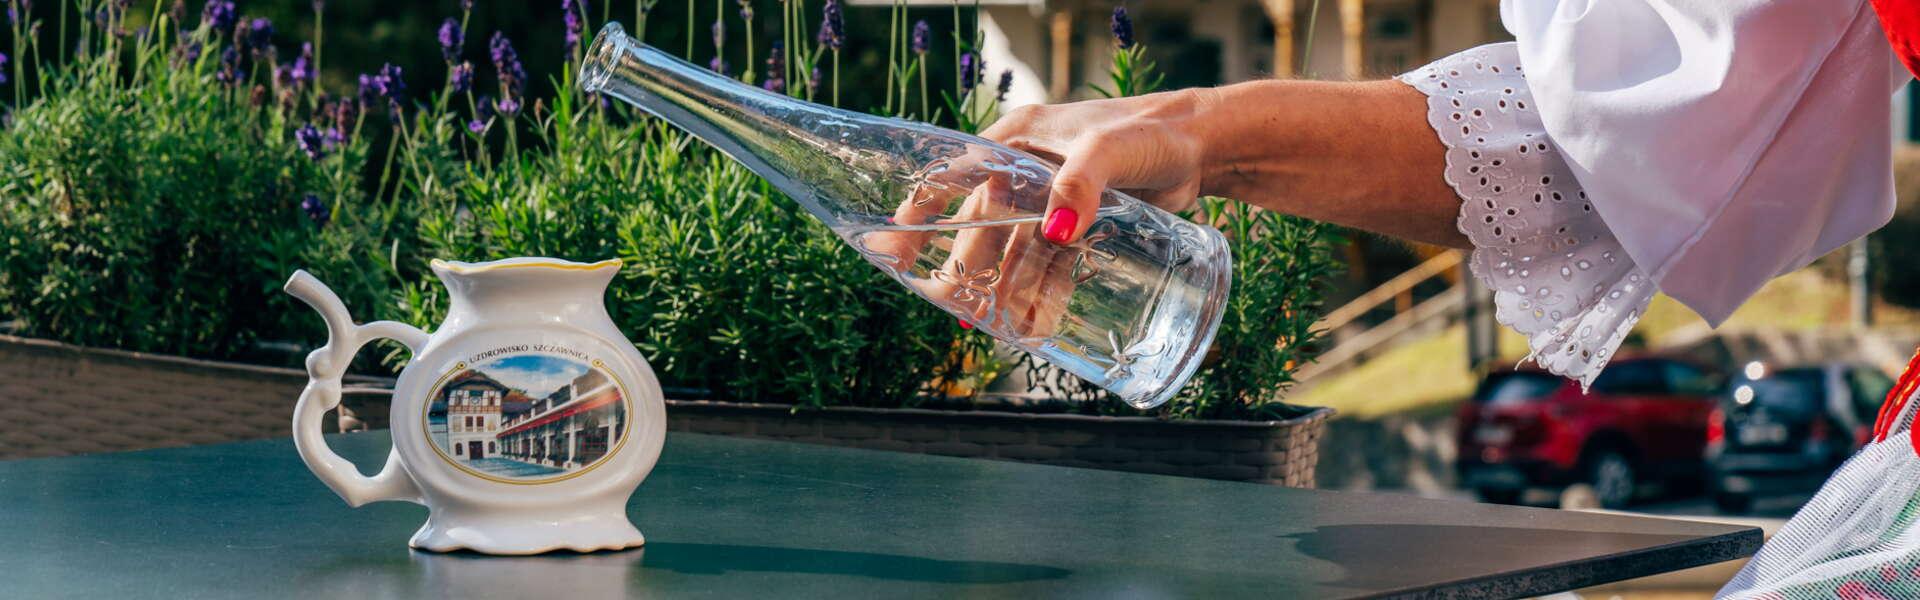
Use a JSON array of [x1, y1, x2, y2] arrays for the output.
[[1189, 79, 1466, 247]]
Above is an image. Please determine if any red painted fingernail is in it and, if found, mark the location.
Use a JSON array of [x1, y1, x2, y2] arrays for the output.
[[958, 319, 973, 330], [1042, 208, 1078, 244]]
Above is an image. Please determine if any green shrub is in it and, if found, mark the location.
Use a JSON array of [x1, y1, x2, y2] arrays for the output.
[[0, 0, 1340, 418], [393, 89, 967, 406], [0, 18, 386, 360]]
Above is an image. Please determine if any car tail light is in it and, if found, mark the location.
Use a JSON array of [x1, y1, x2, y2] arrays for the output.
[[1810, 417, 1830, 443], [1707, 407, 1725, 448]]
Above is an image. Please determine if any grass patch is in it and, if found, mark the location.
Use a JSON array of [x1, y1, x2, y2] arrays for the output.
[[1292, 267, 1920, 419]]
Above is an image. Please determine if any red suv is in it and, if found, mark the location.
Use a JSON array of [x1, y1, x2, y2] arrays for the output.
[[1456, 357, 1722, 508]]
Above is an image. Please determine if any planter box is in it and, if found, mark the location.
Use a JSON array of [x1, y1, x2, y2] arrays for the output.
[[0, 334, 391, 460], [0, 335, 1330, 488]]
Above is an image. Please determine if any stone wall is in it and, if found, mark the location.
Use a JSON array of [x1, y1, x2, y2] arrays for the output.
[[0, 335, 388, 460], [0, 335, 1329, 488]]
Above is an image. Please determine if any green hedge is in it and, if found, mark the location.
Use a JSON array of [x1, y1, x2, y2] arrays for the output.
[[0, 1, 1339, 418]]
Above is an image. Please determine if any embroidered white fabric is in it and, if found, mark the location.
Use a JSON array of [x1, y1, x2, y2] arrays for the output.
[[1397, 43, 1657, 388]]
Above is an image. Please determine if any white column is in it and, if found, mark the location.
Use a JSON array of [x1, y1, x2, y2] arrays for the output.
[[980, 6, 1051, 109]]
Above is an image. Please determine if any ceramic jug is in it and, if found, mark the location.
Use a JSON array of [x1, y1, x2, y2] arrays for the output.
[[284, 257, 666, 555]]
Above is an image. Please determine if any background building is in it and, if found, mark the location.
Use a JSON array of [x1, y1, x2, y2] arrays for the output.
[[853, 0, 1510, 107], [444, 372, 507, 460], [497, 368, 626, 471]]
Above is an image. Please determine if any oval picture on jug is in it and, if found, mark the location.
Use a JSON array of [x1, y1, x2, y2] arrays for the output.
[[424, 352, 631, 484]]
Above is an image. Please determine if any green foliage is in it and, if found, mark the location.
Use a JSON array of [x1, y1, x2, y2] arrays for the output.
[[0, 11, 384, 360], [0, 0, 1339, 418], [1091, 45, 1162, 100], [398, 81, 967, 405], [1169, 200, 1340, 419]]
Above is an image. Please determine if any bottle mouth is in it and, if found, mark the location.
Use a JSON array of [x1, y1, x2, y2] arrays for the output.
[[578, 22, 631, 95]]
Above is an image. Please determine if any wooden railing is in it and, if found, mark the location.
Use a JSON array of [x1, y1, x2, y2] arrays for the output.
[[1295, 251, 1467, 383], [1313, 251, 1462, 334]]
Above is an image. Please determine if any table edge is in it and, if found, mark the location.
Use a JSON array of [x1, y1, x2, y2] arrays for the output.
[[1356, 522, 1763, 600]]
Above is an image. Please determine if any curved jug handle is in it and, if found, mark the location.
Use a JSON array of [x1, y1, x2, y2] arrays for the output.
[[284, 270, 430, 507]]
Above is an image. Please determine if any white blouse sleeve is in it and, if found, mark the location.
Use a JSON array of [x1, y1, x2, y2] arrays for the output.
[[1398, 0, 1909, 386]]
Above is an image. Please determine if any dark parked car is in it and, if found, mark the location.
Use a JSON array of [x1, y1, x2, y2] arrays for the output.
[[1457, 357, 1722, 508], [1707, 362, 1892, 513]]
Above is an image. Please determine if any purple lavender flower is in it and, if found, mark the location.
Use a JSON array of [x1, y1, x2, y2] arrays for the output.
[[806, 65, 821, 96], [290, 42, 314, 86], [312, 0, 324, 13], [6, 0, 21, 26], [495, 95, 520, 116], [488, 31, 525, 97], [301, 194, 330, 227], [295, 125, 327, 160], [0, 52, 8, 86], [460, 0, 472, 12], [245, 17, 273, 54], [449, 60, 473, 94], [565, 15, 583, 54], [437, 17, 462, 63], [996, 70, 1012, 101], [216, 46, 242, 85], [708, 56, 727, 74], [200, 0, 235, 34], [910, 20, 929, 55], [470, 93, 495, 132], [815, 0, 842, 50], [1110, 7, 1134, 49], [377, 63, 406, 100], [958, 52, 980, 91], [710, 19, 724, 49], [174, 40, 202, 67], [762, 40, 785, 93], [356, 73, 381, 106], [561, 0, 584, 54], [737, 0, 752, 22], [274, 64, 294, 88], [334, 96, 358, 127]]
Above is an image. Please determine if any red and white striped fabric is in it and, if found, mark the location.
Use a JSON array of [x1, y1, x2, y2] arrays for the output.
[[1717, 352, 1920, 599]]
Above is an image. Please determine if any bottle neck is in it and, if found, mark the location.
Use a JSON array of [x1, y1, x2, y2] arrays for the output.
[[581, 22, 918, 228], [582, 24, 814, 196]]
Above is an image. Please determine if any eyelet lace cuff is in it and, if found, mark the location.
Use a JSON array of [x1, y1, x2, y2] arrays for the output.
[[1397, 43, 1657, 388]]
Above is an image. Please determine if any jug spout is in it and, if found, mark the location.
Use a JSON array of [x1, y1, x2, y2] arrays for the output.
[[431, 258, 621, 320]]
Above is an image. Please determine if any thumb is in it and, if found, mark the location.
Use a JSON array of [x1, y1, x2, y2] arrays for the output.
[[1042, 142, 1117, 245]]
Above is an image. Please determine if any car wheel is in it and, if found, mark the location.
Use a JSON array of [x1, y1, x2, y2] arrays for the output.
[[1476, 488, 1523, 505], [1714, 493, 1754, 515], [1587, 451, 1637, 509]]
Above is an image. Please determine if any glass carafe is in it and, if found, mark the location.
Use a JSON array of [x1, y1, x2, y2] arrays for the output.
[[580, 23, 1230, 409]]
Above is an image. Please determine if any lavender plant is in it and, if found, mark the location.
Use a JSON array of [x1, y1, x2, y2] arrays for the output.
[[0, 0, 1336, 416]]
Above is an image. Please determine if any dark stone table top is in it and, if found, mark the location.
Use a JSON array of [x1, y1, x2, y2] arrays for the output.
[[0, 431, 1759, 599]]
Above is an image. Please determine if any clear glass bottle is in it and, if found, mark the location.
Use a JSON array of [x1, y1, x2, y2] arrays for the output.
[[580, 23, 1230, 409]]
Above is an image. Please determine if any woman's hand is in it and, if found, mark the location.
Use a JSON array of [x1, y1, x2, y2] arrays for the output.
[[980, 89, 1213, 243], [984, 79, 1466, 247], [859, 78, 1462, 337]]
